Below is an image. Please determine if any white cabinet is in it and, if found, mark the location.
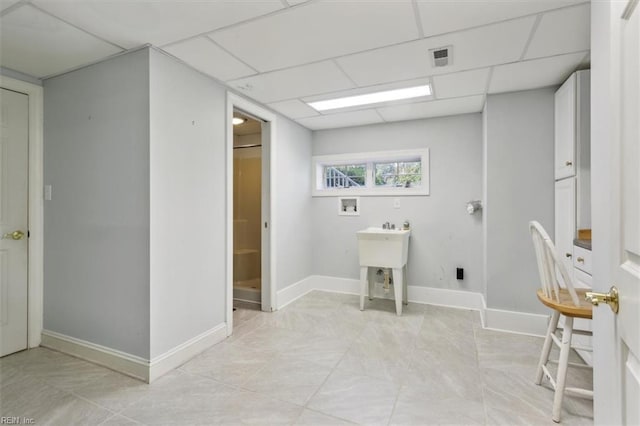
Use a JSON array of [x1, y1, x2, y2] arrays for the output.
[[554, 70, 591, 273], [555, 178, 576, 274], [555, 73, 577, 180]]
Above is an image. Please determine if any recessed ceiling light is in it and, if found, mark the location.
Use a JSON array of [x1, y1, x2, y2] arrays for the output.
[[308, 85, 432, 112], [232, 117, 246, 125]]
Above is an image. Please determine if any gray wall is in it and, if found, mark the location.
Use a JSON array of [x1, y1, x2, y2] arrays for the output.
[[483, 88, 555, 314], [148, 49, 227, 358], [311, 114, 484, 293], [275, 118, 313, 290], [43, 49, 151, 358]]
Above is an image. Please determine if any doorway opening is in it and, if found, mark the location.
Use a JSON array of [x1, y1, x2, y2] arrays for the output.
[[232, 111, 262, 309], [226, 93, 277, 335]]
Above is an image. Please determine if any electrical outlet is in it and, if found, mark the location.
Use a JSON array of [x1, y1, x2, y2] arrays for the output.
[[393, 198, 400, 209]]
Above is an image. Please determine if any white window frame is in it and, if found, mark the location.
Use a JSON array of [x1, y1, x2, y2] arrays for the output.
[[312, 149, 430, 197]]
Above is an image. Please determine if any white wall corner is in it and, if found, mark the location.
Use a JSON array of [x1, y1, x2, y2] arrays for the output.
[[149, 323, 227, 382], [42, 323, 227, 384], [41, 330, 150, 382]]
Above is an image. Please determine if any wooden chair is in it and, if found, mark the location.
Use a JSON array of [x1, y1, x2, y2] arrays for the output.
[[529, 221, 593, 423]]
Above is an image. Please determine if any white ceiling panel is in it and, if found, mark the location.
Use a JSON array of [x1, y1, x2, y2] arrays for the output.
[[163, 37, 256, 82], [0, 0, 21, 12], [416, 0, 585, 37], [0, 5, 122, 78], [211, 0, 419, 72], [337, 16, 536, 87], [296, 109, 383, 131], [489, 51, 587, 94], [525, 3, 590, 60], [267, 99, 319, 119], [227, 61, 356, 104], [377, 95, 485, 122], [32, 0, 284, 49], [433, 68, 491, 99]]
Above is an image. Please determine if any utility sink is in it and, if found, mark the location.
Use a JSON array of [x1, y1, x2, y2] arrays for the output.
[[356, 227, 411, 315], [356, 227, 410, 268]]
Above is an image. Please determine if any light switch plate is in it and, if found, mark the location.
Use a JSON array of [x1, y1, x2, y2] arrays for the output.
[[44, 185, 52, 201]]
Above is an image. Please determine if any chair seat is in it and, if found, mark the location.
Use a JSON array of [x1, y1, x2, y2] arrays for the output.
[[537, 288, 593, 319]]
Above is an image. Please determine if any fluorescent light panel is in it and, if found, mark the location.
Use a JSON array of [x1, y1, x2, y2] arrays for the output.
[[308, 85, 432, 111]]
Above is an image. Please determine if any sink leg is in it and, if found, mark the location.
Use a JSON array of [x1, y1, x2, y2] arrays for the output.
[[359, 266, 368, 311], [368, 267, 374, 300], [403, 265, 408, 305], [392, 267, 403, 316]]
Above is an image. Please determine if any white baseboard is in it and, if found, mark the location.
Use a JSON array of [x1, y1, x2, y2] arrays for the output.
[[149, 323, 226, 382], [41, 323, 227, 383], [276, 276, 315, 309], [41, 330, 150, 382], [276, 275, 547, 337], [483, 308, 548, 337], [302, 275, 485, 312]]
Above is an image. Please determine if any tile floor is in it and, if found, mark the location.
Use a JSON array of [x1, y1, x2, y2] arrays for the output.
[[0, 291, 593, 425]]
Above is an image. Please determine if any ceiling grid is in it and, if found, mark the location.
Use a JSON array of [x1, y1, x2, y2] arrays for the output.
[[0, 0, 591, 130]]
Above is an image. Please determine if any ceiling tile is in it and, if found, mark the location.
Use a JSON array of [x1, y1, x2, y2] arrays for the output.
[[416, 0, 586, 37], [337, 16, 536, 87], [432, 68, 490, 99], [227, 61, 356, 104], [489, 52, 587, 94], [32, 0, 284, 49], [0, 0, 21, 12], [162, 37, 256, 82], [267, 99, 319, 119], [525, 3, 590, 59], [211, 0, 419, 72], [0, 5, 122, 78], [296, 109, 383, 131], [377, 95, 485, 122]]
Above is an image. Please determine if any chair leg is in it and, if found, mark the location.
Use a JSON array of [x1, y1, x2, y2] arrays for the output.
[[535, 310, 561, 385], [359, 266, 368, 311], [552, 316, 573, 423]]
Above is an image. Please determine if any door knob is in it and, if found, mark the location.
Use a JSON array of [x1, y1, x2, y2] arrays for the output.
[[2, 230, 25, 240], [585, 286, 619, 314], [565, 161, 573, 166]]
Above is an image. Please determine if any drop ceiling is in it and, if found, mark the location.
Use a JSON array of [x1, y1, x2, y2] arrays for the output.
[[0, 0, 590, 131]]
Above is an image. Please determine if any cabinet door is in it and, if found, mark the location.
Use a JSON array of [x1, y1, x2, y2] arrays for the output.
[[555, 74, 576, 180], [555, 177, 576, 277]]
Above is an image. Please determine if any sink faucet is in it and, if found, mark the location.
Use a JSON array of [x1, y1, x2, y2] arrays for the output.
[[382, 221, 391, 229]]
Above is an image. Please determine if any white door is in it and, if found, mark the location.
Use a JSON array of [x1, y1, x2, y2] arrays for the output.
[[592, 1, 640, 424], [0, 88, 29, 357], [260, 121, 272, 312]]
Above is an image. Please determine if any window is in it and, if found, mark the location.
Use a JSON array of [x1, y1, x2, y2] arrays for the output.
[[324, 164, 365, 188], [374, 160, 422, 188], [312, 149, 429, 196]]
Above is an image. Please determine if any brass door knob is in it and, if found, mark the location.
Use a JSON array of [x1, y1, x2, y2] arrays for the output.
[[565, 161, 573, 166], [577, 257, 585, 263], [585, 286, 619, 314], [565, 253, 572, 258], [2, 230, 25, 240]]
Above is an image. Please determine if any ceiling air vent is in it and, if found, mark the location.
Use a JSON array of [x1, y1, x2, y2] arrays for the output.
[[430, 46, 452, 67]]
